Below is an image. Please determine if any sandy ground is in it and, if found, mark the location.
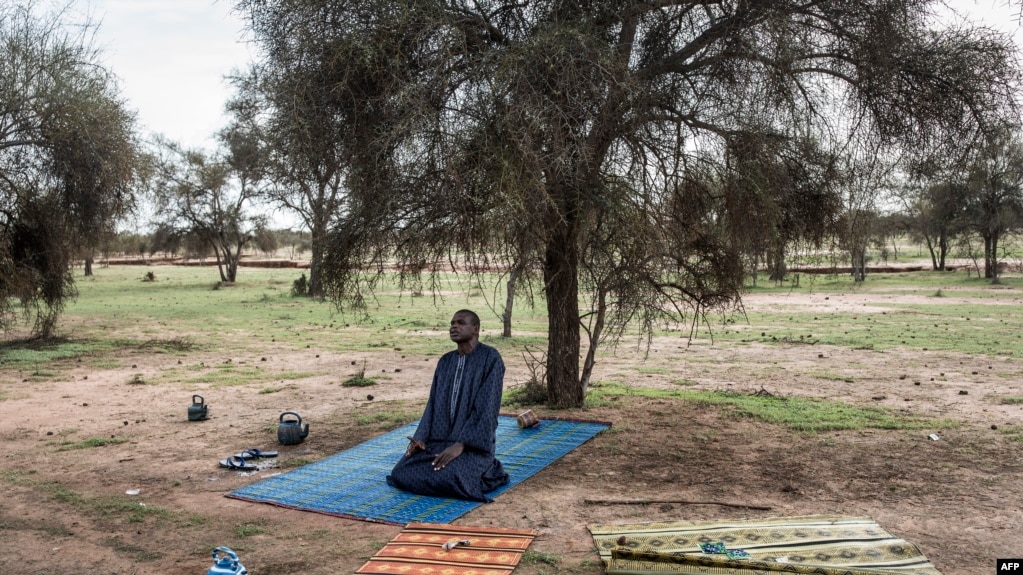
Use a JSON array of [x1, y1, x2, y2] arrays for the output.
[[1, 287, 1021, 575]]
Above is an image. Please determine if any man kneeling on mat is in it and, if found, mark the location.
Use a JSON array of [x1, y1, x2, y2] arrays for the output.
[[386, 309, 509, 501]]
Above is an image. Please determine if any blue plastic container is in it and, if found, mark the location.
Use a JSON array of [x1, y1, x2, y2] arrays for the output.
[[207, 547, 247, 575]]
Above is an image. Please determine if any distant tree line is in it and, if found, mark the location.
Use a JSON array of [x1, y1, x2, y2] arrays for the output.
[[100, 228, 309, 262]]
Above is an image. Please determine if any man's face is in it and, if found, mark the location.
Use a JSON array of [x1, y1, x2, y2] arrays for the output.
[[449, 312, 479, 344]]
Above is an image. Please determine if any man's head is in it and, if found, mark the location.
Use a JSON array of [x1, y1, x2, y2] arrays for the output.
[[449, 309, 480, 345]]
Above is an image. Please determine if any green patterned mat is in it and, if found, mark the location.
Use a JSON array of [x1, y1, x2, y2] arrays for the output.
[[588, 516, 943, 575]]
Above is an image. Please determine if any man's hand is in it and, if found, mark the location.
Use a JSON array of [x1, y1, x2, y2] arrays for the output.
[[405, 436, 426, 456], [432, 442, 464, 471]]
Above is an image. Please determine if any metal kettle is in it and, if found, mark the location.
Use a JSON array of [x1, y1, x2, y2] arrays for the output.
[[277, 411, 309, 445], [207, 546, 247, 575], [188, 395, 209, 421]]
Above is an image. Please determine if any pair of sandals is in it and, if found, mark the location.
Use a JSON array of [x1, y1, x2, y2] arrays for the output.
[[218, 448, 279, 471]]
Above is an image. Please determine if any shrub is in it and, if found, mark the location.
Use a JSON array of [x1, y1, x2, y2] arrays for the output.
[[291, 273, 308, 297]]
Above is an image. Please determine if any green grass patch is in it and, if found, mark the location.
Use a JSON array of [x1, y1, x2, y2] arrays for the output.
[[502, 377, 549, 407], [62, 266, 551, 357], [180, 514, 209, 527], [996, 425, 1023, 442], [133, 337, 199, 353], [55, 436, 129, 451], [999, 397, 1023, 405], [701, 391, 956, 432], [721, 270, 1023, 358], [0, 516, 74, 536], [205, 364, 266, 387], [1, 471, 171, 524], [636, 366, 672, 375], [522, 550, 561, 566], [0, 336, 199, 382], [353, 409, 419, 428], [278, 371, 320, 380], [342, 374, 377, 387], [806, 370, 855, 383], [24, 369, 61, 382], [108, 538, 164, 562], [278, 456, 317, 469], [587, 382, 957, 433], [235, 521, 269, 537], [164, 363, 267, 387], [94, 498, 171, 523], [0, 338, 113, 367]]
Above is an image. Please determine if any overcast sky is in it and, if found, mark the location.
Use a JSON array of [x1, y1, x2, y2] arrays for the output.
[[80, 0, 1023, 152], [83, 0, 254, 150]]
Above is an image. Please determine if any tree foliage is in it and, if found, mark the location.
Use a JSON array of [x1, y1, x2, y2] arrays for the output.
[[962, 128, 1023, 280], [901, 179, 967, 271], [723, 133, 843, 281], [236, 0, 1019, 407], [150, 137, 267, 283], [0, 1, 140, 335], [226, 42, 365, 297], [905, 125, 1023, 279]]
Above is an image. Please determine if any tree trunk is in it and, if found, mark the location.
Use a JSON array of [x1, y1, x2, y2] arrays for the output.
[[983, 234, 995, 279], [227, 244, 241, 282], [937, 229, 948, 271], [501, 266, 522, 338], [748, 254, 759, 287], [851, 246, 866, 282], [925, 235, 938, 270], [84, 256, 94, 277], [543, 221, 583, 408], [989, 233, 1000, 282], [767, 243, 786, 282], [211, 243, 229, 283], [579, 288, 606, 394], [308, 224, 325, 298]]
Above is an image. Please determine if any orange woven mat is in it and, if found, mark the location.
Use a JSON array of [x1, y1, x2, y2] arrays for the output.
[[356, 523, 538, 575]]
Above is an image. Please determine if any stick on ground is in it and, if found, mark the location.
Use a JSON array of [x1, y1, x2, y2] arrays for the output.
[[583, 498, 772, 511]]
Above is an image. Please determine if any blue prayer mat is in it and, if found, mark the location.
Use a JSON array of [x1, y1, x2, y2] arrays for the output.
[[227, 416, 610, 524]]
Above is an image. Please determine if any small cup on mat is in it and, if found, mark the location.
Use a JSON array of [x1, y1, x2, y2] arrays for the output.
[[516, 409, 540, 428]]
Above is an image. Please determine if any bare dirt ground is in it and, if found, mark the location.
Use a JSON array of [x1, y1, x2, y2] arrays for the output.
[[2, 287, 1022, 575]]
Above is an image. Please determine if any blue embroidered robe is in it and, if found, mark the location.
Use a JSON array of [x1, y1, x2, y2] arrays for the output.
[[387, 343, 509, 501]]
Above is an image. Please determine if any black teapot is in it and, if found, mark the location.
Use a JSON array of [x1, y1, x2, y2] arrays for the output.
[[188, 395, 209, 421], [277, 411, 309, 445]]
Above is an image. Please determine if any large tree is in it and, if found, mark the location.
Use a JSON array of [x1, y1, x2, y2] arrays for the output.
[[237, 0, 1019, 407], [722, 132, 842, 282], [900, 179, 968, 271], [150, 139, 267, 283], [226, 50, 372, 298], [962, 128, 1023, 281], [1, 1, 140, 336]]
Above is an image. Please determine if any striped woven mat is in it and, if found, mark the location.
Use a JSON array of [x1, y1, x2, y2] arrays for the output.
[[589, 516, 943, 575], [228, 415, 608, 524], [356, 523, 537, 575]]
